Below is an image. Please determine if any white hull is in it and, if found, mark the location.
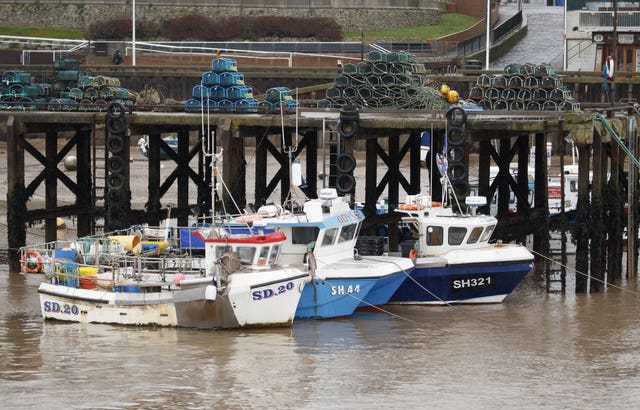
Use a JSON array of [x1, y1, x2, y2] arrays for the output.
[[390, 294, 508, 305], [38, 268, 308, 329]]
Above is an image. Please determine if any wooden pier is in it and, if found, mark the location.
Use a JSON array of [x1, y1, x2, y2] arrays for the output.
[[2, 106, 638, 290]]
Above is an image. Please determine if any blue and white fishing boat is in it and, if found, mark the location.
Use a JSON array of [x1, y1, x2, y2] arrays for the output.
[[228, 188, 415, 319], [389, 193, 534, 304]]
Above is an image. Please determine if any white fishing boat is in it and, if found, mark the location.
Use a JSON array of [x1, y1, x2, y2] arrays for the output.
[[388, 193, 534, 305], [22, 228, 308, 329]]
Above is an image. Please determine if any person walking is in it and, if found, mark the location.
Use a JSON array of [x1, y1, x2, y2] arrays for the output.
[[112, 49, 123, 65]]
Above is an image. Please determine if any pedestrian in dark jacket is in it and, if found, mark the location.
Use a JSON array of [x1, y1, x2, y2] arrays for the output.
[[112, 50, 123, 65]]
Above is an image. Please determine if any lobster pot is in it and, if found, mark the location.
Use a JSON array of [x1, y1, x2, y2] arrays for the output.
[[259, 100, 274, 112], [542, 101, 558, 111], [358, 87, 373, 99], [326, 87, 341, 99], [78, 99, 92, 111], [278, 99, 298, 112], [484, 87, 500, 100], [491, 75, 507, 88], [532, 89, 547, 101], [96, 76, 120, 87], [476, 74, 492, 88], [192, 84, 210, 99], [78, 76, 105, 89], [84, 87, 98, 100], [60, 98, 78, 111], [184, 98, 202, 113], [0, 96, 17, 108], [507, 75, 523, 89], [34, 83, 52, 97], [534, 63, 555, 77], [2, 70, 31, 84], [68, 87, 84, 100], [479, 99, 493, 110], [494, 100, 508, 110], [386, 52, 399, 63], [504, 63, 521, 76], [219, 72, 244, 86], [234, 98, 259, 112], [397, 51, 414, 63], [343, 63, 357, 74], [381, 74, 397, 85], [501, 88, 517, 101], [316, 99, 331, 109], [8, 84, 24, 97], [266, 87, 292, 103], [520, 63, 536, 76], [366, 50, 383, 62], [205, 99, 219, 111], [107, 87, 130, 100], [9, 83, 37, 98], [524, 77, 539, 89], [510, 101, 525, 110], [211, 58, 237, 73], [366, 75, 381, 87], [54, 58, 79, 70], [201, 71, 219, 86], [218, 99, 234, 111], [209, 86, 227, 100], [334, 74, 351, 88], [56, 70, 79, 81], [517, 89, 532, 101], [526, 101, 540, 111], [227, 85, 253, 100], [356, 62, 372, 74]]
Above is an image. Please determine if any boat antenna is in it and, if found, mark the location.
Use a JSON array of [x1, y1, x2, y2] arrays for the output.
[[280, 90, 300, 206]]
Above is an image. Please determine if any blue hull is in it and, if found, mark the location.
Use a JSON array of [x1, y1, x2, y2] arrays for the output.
[[390, 260, 532, 304], [295, 278, 377, 319], [358, 271, 409, 307]]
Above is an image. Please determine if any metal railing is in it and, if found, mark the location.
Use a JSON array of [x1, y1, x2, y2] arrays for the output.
[[579, 10, 640, 31], [0, 0, 449, 8]]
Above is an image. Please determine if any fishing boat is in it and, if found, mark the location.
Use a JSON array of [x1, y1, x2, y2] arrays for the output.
[[227, 188, 415, 319], [21, 228, 308, 329], [388, 193, 534, 304], [137, 134, 178, 160]]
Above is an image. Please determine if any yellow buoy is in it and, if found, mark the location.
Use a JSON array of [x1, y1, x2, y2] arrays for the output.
[[446, 90, 460, 104], [439, 84, 450, 97]]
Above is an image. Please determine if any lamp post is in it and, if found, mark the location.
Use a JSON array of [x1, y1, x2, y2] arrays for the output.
[[132, 0, 136, 66], [485, 0, 491, 70]]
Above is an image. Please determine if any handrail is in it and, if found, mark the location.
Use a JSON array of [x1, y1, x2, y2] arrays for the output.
[[593, 112, 640, 169]]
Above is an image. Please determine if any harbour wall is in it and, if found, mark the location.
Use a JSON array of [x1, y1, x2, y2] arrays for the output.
[[0, 1, 443, 32]]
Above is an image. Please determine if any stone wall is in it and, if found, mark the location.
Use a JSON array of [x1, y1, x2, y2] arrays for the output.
[[0, 3, 441, 33]]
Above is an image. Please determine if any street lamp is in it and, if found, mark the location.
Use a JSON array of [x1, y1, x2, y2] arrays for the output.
[[132, 0, 136, 66], [485, 0, 490, 70]]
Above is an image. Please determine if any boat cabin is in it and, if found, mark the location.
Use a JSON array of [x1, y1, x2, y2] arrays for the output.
[[199, 231, 286, 270]]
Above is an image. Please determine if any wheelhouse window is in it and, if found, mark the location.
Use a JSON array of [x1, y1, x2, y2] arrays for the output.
[[214, 245, 232, 259], [480, 225, 495, 242], [448, 227, 467, 246], [269, 244, 280, 264], [291, 226, 319, 245], [339, 223, 358, 243], [259, 246, 269, 265], [467, 227, 483, 244], [321, 228, 338, 246], [426, 226, 443, 246], [236, 246, 256, 264]]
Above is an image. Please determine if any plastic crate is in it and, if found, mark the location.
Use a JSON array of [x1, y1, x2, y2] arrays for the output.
[[211, 58, 237, 73]]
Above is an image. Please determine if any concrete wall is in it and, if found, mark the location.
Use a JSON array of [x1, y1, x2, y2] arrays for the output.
[[0, 2, 443, 32]]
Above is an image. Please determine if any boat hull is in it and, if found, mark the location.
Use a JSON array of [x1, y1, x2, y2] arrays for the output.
[[358, 271, 410, 307], [295, 277, 376, 319], [390, 257, 533, 305], [38, 269, 308, 328]]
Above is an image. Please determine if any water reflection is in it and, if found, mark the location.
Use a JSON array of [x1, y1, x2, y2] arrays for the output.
[[2, 265, 640, 408]]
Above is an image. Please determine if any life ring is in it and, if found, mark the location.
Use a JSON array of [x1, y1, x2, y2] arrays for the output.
[[409, 248, 418, 259], [22, 250, 43, 273]]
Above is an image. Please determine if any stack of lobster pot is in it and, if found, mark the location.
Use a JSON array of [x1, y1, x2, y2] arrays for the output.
[[0, 70, 45, 110], [467, 63, 580, 111], [318, 50, 449, 110]]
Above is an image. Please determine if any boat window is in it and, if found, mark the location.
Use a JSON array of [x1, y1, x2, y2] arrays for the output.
[[570, 180, 577, 192], [339, 223, 357, 242], [269, 244, 280, 264], [215, 246, 232, 259], [321, 228, 338, 246], [467, 227, 483, 244], [480, 225, 495, 242], [291, 226, 319, 244], [448, 227, 467, 246], [426, 226, 443, 246], [259, 246, 269, 265], [236, 246, 256, 264]]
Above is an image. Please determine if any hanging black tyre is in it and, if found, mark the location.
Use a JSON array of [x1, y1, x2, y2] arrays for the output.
[[448, 163, 468, 182], [107, 101, 125, 120], [336, 153, 356, 174], [340, 104, 359, 121], [107, 134, 124, 154], [446, 106, 467, 126], [107, 173, 125, 190], [336, 173, 356, 194], [338, 118, 358, 138], [107, 117, 126, 135], [107, 155, 125, 174], [447, 126, 467, 146], [447, 146, 465, 164]]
